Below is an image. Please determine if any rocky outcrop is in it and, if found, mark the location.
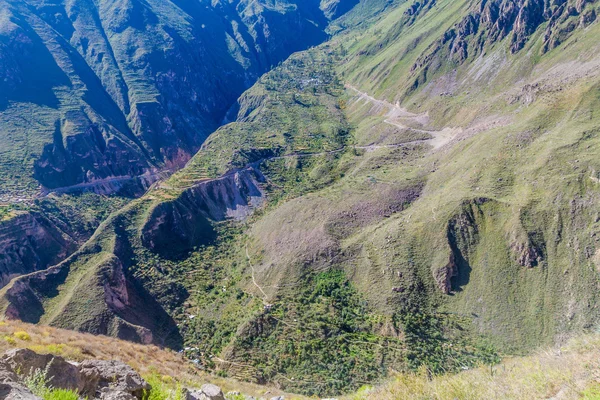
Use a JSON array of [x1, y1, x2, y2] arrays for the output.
[[0, 348, 248, 400], [404, 0, 437, 22], [511, 239, 544, 268], [2, 348, 82, 391], [79, 360, 150, 399], [186, 384, 225, 400], [434, 252, 458, 295], [411, 0, 599, 84], [435, 198, 486, 294], [0, 382, 40, 400], [0, 349, 150, 399], [0, 212, 77, 288], [142, 168, 265, 257]]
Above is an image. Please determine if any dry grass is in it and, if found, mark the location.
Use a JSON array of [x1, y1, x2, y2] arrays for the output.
[[4, 320, 600, 400], [346, 333, 600, 400], [0, 320, 306, 399]]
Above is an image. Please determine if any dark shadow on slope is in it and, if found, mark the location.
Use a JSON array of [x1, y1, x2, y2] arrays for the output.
[[0, 16, 70, 112], [447, 228, 472, 293], [112, 219, 185, 349]]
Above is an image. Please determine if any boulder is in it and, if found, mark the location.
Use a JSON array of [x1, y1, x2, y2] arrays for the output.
[[99, 388, 137, 400], [0, 382, 41, 400], [0, 349, 150, 400], [0, 359, 19, 382], [79, 360, 150, 399], [186, 384, 225, 400], [1, 348, 83, 391]]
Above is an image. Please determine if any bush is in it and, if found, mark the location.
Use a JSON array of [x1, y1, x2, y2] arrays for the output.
[[23, 366, 51, 397], [4, 335, 16, 345], [23, 364, 80, 400], [14, 331, 31, 341], [143, 373, 184, 400]]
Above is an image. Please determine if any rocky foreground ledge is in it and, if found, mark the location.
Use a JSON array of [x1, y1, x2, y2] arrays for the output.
[[0, 348, 288, 400]]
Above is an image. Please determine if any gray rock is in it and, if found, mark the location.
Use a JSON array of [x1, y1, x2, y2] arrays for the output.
[[201, 384, 225, 400], [187, 384, 225, 400], [1, 349, 82, 391], [270, 397, 285, 400], [79, 360, 150, 399], [185, 389, 205, 400], [0, 348, 151, 400], [0, 382, 41, 400], [0, 359, 19, 382], [99, 388, 137, 400]]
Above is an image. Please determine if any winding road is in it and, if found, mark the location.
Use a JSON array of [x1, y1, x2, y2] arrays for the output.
[[345, 85, 459, 150]]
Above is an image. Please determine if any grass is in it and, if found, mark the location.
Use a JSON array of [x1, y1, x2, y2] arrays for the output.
[[43, 389, 79, 400], [0, 319, 301, 399], [4, 319, 600, 400], [349, 333, 600, 400], [4, 0, 600, 397], [143, 373, 185, 400]]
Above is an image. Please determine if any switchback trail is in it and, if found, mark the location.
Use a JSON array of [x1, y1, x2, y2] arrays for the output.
[[345, 84, 460, 150], [246, 244, 269, 305]]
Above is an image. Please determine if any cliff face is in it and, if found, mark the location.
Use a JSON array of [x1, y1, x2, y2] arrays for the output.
[[0, 0, 341, 197], [1, 240, 184, 348], [0, 212, 77, 288], [142, 168, 265, 257], [411, 0, 598, 82], [0, 167, 267, 347]]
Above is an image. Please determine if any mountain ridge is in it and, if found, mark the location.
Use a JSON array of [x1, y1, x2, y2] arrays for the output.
[[2, 0, 600, 396]]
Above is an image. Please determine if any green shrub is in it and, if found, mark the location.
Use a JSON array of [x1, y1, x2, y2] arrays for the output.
[[14, 331, 31, 341], [3, 335, 16, 345], [143, 373, 184, 400], [22, 362, 79, 400], [23, 366, 51, 397], [583, 383, 600, 400], [43, 389, 79, 400]]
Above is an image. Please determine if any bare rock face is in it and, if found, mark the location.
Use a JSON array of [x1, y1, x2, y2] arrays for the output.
[[0, 349, 150, 400], [141, 168, 265, 257], [435, 198, 487, 294], [0, 359, 19, 382], [410, 0, 598, 86], [78, 360, 150, 399], [186, 384, 225, 400], [0, 212, 77, 289], [0, 382, 41, 400], [99, 390, 137, 400], [1, 349, 82, 391], [434, 253, 458, 295], [0, 357, 38, 399]]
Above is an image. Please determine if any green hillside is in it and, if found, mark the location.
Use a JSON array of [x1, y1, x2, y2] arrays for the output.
[[0, 0, 352, 199], [2, 0, 600, 397]]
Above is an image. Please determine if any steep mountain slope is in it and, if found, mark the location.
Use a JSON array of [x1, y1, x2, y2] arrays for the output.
[[0, 0, 354, 200], [3, 0, 600, 397], [0, 0, 363, 300], [334, 0, 600, 351]]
